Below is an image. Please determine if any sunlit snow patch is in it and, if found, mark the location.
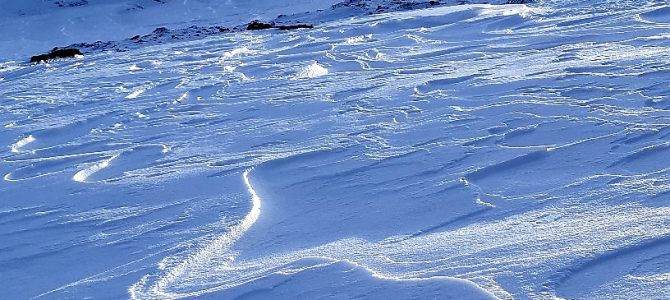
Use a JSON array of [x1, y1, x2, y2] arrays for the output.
[[345, 34, 373, 45], [296, 62, 329, 79], [222, 47, 254, 59], [73, 156, 116, 183], [478, 3, 541, 18], [10, 135, 36, 153], [174, 92, 189, 104], [125, 89, 146, 99]]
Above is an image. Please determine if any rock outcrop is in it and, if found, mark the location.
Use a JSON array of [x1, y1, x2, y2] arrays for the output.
[[30, 48, 83, 63]]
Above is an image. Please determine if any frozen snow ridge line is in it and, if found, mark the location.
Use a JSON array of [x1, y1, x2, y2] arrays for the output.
[[129, 168, 262, 299]]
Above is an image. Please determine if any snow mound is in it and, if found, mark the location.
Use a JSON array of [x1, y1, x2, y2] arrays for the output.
[[296, 62, 329, 79]]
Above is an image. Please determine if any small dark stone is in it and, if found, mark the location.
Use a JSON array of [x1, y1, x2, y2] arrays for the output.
[[51, 48, 82, 58], [30, 48, 83, 63], [30, 54, 50, 63], [152, 27, 169, 35], [246, 20, 274, 31], [276, 24, 314, 30]]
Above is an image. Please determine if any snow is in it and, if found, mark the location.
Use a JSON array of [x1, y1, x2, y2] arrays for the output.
[[1, 0, 670, 299], [296, 62, 329, 79], [0, 0, 343, 61], [125, 88, 146, 99], [10, 134, 36, 153]]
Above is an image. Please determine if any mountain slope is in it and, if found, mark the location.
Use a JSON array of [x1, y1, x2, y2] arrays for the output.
[[0, 0, 342, 60]]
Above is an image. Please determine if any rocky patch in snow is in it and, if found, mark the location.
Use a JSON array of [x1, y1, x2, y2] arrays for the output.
[[30, 48, 83, 63], [33, 0, 517, 60]]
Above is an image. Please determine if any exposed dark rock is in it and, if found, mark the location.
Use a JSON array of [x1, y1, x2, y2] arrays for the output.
[[69, 40, 119, 52], [55, 0, 88, 8], [30, 48, 83, 63], [152, 27, 169, 35], [247, 20, 274, 31], [30, 54, 50, 63], [506, 0, 533, 3], [130, 35, 143, 43], [276, 24, 314, 30], [246, 20, 313, 31]]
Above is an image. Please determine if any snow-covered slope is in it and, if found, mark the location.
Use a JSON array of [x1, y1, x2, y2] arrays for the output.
[[0, 0, 521, 61], [0, 0, 343, 60], [2, 0, 670, 299]]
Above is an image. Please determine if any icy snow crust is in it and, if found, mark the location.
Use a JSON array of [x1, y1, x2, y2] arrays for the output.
[[2, 0, 670, 299]]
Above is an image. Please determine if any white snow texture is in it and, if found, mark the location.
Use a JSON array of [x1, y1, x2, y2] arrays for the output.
[[1, 0, 670, 299]]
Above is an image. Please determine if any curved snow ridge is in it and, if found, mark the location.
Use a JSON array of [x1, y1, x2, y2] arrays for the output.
[[72, 155, 117, 183], [638, 6, 670, 24], [203, 257, 499, 300], [465, 149, 550, 181], [610, 142, 670, 170], [4, 155, 100, 182], [10, 135, 36, 153], [72, 144, 169, 183], [129, 168, 261, 299], [7, 111, 123, 154], [549, 235, 670, 299], [128, 158, 498, 299]]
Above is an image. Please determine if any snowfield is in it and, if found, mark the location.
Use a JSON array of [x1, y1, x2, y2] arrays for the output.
[[1, 0, 670, 299]]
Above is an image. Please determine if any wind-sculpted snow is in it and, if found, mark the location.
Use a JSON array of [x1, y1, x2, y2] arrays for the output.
[[2, 1, 670, 299]]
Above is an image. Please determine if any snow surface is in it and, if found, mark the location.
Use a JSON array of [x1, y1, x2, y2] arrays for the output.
[[0, 0, 343, 60], [2, 0, 670, 299]]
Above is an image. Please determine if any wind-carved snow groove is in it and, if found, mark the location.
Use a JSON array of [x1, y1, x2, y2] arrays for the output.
[[546, 235, 670, 299], [5, 155, 100, 182], [609, 142, 670, 174], [130, 168, 261, 299], [72, 145, 169, 183], [382, 207, 492, 245], [465, 149, 549, 181]]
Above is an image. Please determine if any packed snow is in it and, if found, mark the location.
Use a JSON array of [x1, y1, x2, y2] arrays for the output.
[[1, 0, 670, 299]]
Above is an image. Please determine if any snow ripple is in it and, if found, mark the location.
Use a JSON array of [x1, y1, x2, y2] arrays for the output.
[[2, 0, 670, 299]]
